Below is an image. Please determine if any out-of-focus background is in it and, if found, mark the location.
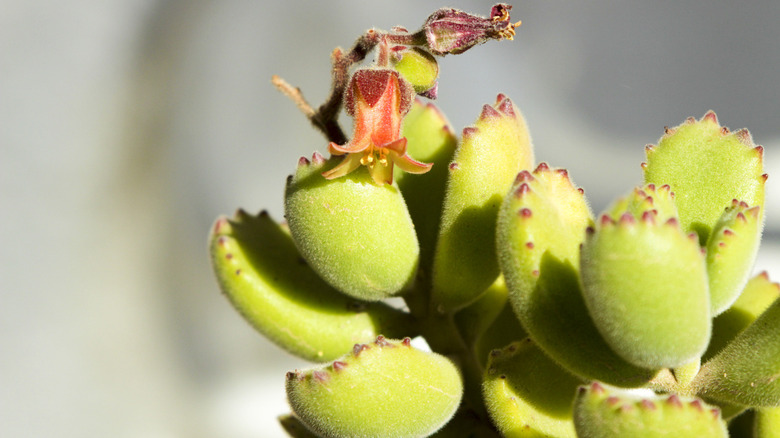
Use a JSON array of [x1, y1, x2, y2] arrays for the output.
[[2, 1, 778, 437]]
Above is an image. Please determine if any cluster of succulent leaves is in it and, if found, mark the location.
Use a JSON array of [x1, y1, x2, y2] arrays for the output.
[[208, 4, 779, 438]]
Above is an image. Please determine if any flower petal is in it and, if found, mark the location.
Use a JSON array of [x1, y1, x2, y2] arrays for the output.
[[329, 140, 368, 155], [391, 152, 434, 175], [322, 153, 364, 180], [381, 137, 408, 155]]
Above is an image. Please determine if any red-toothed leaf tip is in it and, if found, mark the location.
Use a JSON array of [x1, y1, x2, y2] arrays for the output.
[[497, 97, 515, 117], [353, 344, 369, 357], [735, 128, 753, 144], [534, 162, 550, 172], [619, 212, 636, 224], [514, 183, 531, 197], [666, 394, 683, 408], [515, 170, 534, 183], [703, 110, 718, 124], [641, 400, 656, 410], [311, 151, 326, 164], [462, 126, 478, 138], [480, 103, 501, 120]]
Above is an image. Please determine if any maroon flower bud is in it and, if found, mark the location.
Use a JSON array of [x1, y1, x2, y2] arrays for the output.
[[423, 3, 520, 56]]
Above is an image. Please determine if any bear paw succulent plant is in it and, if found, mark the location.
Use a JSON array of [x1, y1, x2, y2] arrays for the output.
[[209, 4, 778, 437]]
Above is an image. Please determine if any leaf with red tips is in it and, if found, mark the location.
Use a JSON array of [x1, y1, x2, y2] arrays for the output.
[[286, 337, 463, 438], [574, 383, 727, 437], [498, 164, 654, 386], [431, 94, 533, 311], [706, 200, 763, 315], [208, 210, 414, 362], [483, 340, 581, 437], [581, 187, 710, 369], [287, 154, 422, 302], [644, 112, 765, 245]]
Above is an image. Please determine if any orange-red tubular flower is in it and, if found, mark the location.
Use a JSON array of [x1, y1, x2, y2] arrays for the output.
[[322, 69, 433, 185]]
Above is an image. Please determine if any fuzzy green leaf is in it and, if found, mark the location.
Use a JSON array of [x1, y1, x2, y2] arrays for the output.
[[693, 297, 780, 407], [209, 210, 414, 362], [483, 339, 581, 437], [643, 111, 766, 245], [497, 165, 655, 386], [574, 383, 728, 437], [581, 204, 711, 369], [431, 94, 533, 311], [285, 155, 419, 301], [286, 337, 463, 438], [397, 100, 457, 277], [706, 201, 763, 315]]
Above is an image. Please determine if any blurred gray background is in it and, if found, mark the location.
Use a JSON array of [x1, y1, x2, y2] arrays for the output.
[[2, 1, 779, 437]]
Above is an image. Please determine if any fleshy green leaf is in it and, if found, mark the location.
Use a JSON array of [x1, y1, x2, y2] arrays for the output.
[[497, 164, 654, 386], [431, 94, 533, 311], [209, 210, 414, 362], [643, 111, 766, 245], [580, 203, 711, 369], [693, 297, 780, 407], [574, 382, 728, 437], [483, 339, 581, 437], [706, 201, 763, 315], [397, 100, 458, 277], [286, 336, 463, 438], [285, 154, 420, 301]]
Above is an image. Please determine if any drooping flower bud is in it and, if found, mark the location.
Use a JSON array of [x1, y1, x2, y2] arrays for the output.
[[423, 3, 520, 56]]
